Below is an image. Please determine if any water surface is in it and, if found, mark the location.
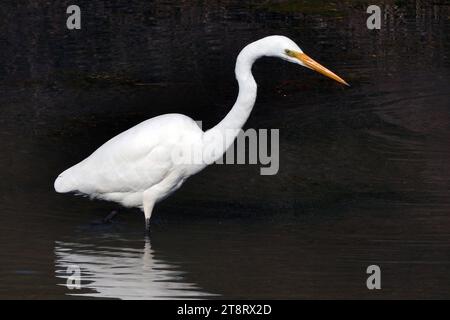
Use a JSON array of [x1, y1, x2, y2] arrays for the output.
[[0, 0, 449, 299]]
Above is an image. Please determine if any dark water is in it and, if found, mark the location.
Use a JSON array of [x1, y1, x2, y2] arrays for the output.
[[1, 0, 450, 299]]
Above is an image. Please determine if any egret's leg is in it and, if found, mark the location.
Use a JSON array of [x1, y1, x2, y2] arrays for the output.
[[143, 189, 156, 231], [91, 210, 118, 226], [103, 210, 118, 224]]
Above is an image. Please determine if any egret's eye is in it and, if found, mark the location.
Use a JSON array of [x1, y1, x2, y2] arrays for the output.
[[285, 49, 296, 57]]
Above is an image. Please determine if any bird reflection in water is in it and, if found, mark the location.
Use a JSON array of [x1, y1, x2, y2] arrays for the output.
[[54, 237, 215, 300]]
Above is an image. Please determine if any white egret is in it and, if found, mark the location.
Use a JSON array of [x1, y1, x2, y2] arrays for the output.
[[54, 35, 348, 229]]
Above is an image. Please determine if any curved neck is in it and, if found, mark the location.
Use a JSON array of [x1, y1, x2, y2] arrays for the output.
[[202, 42, 260, 163]]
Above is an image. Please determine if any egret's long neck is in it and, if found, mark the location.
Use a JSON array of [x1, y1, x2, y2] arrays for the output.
[[202, 42, 260, 163]]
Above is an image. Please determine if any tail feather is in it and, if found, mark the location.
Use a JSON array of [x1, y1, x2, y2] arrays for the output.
[[54, 169, 77, 193]]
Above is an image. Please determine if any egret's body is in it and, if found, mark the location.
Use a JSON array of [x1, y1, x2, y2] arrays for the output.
[[54, 36, 347, 228], [55, 114, 204, 207]]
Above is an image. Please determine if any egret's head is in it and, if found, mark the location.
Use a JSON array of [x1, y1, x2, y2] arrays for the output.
[[265, 35, 349, 86]]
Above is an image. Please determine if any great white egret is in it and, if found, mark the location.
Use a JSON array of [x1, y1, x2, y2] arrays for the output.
[[54, 35, 348, 229]]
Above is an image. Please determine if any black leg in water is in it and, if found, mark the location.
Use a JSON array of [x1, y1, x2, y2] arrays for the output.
[[90, 210, 119, 226], [102, 210, 118, 224], [145, 218, 151, 233]]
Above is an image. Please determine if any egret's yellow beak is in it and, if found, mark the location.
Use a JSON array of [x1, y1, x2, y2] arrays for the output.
[[294, 52, 349, 86]]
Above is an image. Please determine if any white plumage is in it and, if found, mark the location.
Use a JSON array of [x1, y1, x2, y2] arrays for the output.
[[54, 35, 348, 228], [55, 114, 202, 202]]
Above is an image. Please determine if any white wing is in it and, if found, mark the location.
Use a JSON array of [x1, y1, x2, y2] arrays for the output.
[[54, 114, 202, 196]]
